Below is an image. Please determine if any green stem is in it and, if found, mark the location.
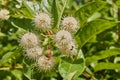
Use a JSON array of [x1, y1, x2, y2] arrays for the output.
[[11, 22, 27, 32], [40, 73, 44, 80]]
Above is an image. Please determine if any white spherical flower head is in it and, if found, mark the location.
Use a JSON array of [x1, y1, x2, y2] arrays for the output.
[[55, 30, 73, 46], [34, 13, 51, 30], [20, 32, 39, 48], [26, 47, 43, 60], [62, 17, 77, 32], [59, 41, 76, 56], [0, 9, 10, 20], [37, 56, 54, 72]]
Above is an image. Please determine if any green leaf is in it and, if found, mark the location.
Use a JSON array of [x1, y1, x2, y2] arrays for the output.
[[59, 58, 85, 80], [11, 70, 22, 80], [22, 59, 33, 80], [94, 62, 120, 72], [0, 52, 14, 65], [114, 57, 120, 63], [116, 0, 120, 8], [0, 32, 6, 37], [86, 48, 120, 65], [10, 17, 34, 31], [76, 1, 107, 27], [51, 0, 59, 28], [54, 0, 68, 28], [22, 0, 35, 17], [0, 47, 17, 66], [64, 71, 77, 80], [75, 19, 116, 49]]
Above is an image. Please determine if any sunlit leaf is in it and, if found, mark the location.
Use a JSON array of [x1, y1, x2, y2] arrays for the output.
[[11, 70, 22, 80], [76, 1, 107, 27], [86, 48, 120, 65], [94, 62, 120, 72], [75, 19, 117, 49], [59, 58, 85, 80]]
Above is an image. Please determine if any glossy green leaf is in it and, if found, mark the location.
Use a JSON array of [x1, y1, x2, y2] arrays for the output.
[[94, 62, 120, 72], [86, 48, 120, 65], [76, 1, 106, 26], [59, 58, 85, 80], [75, 19, 116, 49]]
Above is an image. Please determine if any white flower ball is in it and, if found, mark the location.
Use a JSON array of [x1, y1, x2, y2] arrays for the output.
[[59, 41, 76, 56], [55, 30, 73, 46], [34, 13, 51, 30], [36, 56, 54, 72], [62, 17, 78, 32], [26, 46, 43, 60], [0, 9, 10, 20], [20, 32, 39, 48]]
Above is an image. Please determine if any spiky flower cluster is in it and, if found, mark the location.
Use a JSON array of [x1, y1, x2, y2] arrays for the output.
[[20, 32, 54, 72], [55, 30, 76, 56], [20, 12, 78, 72], [34, 13, 51, 30], [55, 17, 78, 56], [0, 9, 10, 20]]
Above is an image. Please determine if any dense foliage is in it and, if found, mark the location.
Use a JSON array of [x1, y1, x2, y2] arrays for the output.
[[0, 0, 120, 80]]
